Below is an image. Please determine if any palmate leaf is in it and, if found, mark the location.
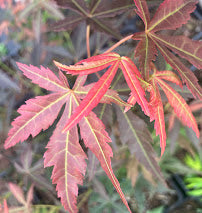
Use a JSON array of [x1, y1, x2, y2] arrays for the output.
[[5, 63, 131, 212], [54, 52, 149, 132], [133, 0, 202, 98], [53, 0, 134, 38]]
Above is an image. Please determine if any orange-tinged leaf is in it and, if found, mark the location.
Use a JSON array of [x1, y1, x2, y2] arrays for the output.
[[148, 0, 196, 32], [156, 78, 199, 137], [4, 93, 68, 149], [63, 61, 120, 132], [5, 61, 133, 212], [151, 34, 202, 69], [153, 42, 202, 99], [44, 97, 87, 213], [120, 57, 150, 116], [16, 62, 69, 92], [54, 52, 121, 75], [8, 183, 26, 206], [78, 109, 131, 213]]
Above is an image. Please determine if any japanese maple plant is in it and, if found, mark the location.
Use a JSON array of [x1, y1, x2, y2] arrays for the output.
[[4, 0, 201, 212]]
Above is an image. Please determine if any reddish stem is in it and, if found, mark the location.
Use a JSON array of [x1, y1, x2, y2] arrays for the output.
[[86, 25, 91, 58], [104, 34, 133, 53]]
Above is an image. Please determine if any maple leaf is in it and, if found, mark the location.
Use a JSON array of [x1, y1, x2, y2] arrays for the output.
[[54, 52, 149, 131], [5, 63, 131, 213], [52, 0, 134, 38], [133, 0, 202, 98]]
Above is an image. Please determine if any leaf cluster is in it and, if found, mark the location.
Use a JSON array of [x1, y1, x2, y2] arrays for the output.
[[4, 0, 202, 212]]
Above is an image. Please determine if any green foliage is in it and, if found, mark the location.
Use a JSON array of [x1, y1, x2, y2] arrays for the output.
[[0, 43, 7, 56], [184, 154, 202, 199]]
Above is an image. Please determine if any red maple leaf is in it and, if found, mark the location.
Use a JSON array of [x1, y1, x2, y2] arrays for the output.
[[5, 63, 131, 213]]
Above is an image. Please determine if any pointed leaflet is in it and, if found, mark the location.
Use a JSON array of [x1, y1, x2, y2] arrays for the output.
[[44, 97, 87, 213], [116, 106, 166, 184], [54, 0, 89, 14], [52, 15, 84, 32], [155, 78, 199, 138], [63, 61, 120, 132], [120, 57, 150, 116], [147, 0, 196, 32], [90, 0, 134, 18], [124, 93, 137, 112], [132, 0, 154, 80], [133, 35, 158, 79], [5, 93, 69, 149], [54, 52, 121, 75], [75, 98, 131, 212], [148, 83, 166, 156], [8, 183, 26, 206], [150, 34, 202, 69], [152, 70, 183, 88], [153, 41, 202, 99], [16, 62, 68, 92], [133, 0, 150, 29], [5, 63, 70, 149]]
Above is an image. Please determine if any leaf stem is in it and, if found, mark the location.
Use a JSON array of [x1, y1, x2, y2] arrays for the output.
[[86, 24, 91, 58], [104, 34, 133, 53]]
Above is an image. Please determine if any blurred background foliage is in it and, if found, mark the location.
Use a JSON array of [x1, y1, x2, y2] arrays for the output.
[[0, 0, 201, 212]]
